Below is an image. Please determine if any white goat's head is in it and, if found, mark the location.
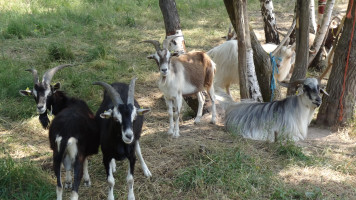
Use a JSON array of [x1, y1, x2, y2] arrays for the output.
[[93, 78, 150, 144], [279, 78, 328, 107], [142, 37, 179, 77], [19, 64, 72, 114]]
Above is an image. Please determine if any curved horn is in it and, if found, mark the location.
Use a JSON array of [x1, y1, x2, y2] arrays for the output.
[[163, 35, 181, 49], [25, 69, 39, 84], [42, 64, 72, 85], [141, 40, 162, 51], [272, 18, 296, 56], [93, 81, 124, 106], [127, 77, 137, 105], [278, 79, 306, 88]]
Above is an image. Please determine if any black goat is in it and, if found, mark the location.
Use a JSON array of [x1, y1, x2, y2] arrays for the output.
[[19, 64, 72, 128], [49, 90, 100, 200], [20, 65, 100, 199], [93, 78, 150, 200]]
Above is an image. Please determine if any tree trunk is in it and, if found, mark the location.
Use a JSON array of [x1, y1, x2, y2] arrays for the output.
[[260, 0, 280, 44], [159, 0, 187, 54], [316, 0, 356, 126], [317, 0, 327, 30], [308, 0, 335, 67], [245, 0, 263, 102], [250, 30, 282, 101], [287, 0, 310, 95], [309, 0, 317, 34]]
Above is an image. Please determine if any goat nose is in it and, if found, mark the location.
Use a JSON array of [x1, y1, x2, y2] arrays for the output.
[[125, 134, 132, 140], [161, 68, 167, 72], [37, 105, 44, 110]]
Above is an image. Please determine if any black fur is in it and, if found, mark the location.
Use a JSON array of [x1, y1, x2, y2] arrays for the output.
[[95, 82, 144, 194], [47, 90, 100, 196]]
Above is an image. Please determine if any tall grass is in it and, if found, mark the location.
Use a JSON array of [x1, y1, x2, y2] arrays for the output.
[[0, 155, 54, 200]]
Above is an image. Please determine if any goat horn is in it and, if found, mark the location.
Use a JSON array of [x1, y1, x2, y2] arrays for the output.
[[163, 35, 181, 49], [93, 81, 124, 106], [278, 79, 305, 89], [25, 68, 39, 84], [272, 18, 296, 56], [141, 40, 162, 51], [42, 64, 72, 85], [127, 77, 137, 105]]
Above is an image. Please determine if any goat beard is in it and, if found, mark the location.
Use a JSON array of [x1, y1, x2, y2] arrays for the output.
[[39, 111, 50, 129]]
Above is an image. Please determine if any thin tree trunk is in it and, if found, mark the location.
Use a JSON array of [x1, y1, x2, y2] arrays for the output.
[[316, 0, 356, 126], [287, 0, 310, 95], [260, 0, 280, 44], [245, 0, 263, 102], [308, 0, 335, 67], [317, 0, 327, 30], [309, 0, 317, 33]]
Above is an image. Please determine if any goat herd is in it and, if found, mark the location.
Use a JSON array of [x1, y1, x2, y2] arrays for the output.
[[19, 36, 327, 200]]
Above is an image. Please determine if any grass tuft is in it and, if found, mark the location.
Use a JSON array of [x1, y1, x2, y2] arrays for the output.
[[0, 155, 55, 200], [276, 140, 310, 161], [48, 43, 74, 61]]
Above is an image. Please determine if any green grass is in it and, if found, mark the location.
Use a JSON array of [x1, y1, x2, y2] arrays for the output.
[[0, 155, 54, 200], [175, 148, 274, 199]]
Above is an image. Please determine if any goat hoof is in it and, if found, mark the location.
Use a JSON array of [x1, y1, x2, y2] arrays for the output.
[[167, 130, 174, 135], [210, 120, 216, 125], [83, 180, 91, 187], [64, 182, 72, 189], [194, 119, 201, 124], [172, 133, 180, 138], [143, 169, 152, 178]]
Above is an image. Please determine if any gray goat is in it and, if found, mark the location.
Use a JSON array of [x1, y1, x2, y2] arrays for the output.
[[225, 78, 328, 142]]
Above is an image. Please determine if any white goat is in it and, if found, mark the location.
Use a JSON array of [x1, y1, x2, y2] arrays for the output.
[[207, 40, 295, 95], [225, 78, 328, 142], [143, 39, 216, 138]]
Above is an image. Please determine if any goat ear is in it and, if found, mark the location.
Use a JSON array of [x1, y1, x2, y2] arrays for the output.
[[320, 88, 329, 96], [19, 88, 32, 96], [147, 54, 155, 59], [53, 83, 61, 92], [100, 109, 113, 119], [136, 107, 150, 115]]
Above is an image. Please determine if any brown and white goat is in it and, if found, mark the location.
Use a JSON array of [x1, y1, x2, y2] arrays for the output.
[[143, 39, 216, 137]]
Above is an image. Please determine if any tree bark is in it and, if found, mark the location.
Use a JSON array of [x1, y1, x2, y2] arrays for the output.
[[308, 0, 335, 67], [317, 0, 327, 30], [309, 0, 317, 34], [245, 1, 263, 102], [260, 0, 280, 44], [287, 0, 310, 95], [316, 0, 356, 126], [159, 0, 187, 54]]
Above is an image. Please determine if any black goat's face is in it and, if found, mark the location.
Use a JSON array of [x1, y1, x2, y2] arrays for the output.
[[100, 105, 150, 144], [147, 49, 171, 77], [302, 78, 328, 107], [20, 82, 60, 114]]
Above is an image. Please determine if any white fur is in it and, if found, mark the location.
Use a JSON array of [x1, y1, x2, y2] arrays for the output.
[[56, 186, 63, 200], [135, 141, 152, 177], [126, 166, 135, 200], [70, 191, 78, 200], [107, 164, 115, 200], [83, 158, 91, 186], [55, 136, 62, 152], [67, 137, 78, 160], [208, 40, 295, 95]]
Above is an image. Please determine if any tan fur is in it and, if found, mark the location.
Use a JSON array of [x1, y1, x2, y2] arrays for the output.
[[172, 51, 214, 93]]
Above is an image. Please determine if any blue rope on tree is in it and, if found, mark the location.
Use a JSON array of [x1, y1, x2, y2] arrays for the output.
[[269, 53, 281, 101]]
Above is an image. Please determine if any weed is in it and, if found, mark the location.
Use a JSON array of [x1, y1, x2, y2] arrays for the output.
[[276, 139, 310, 161], [86, 44, 107, 61], [48, 43, 74, 61], [4, 20, 32, 39], [0, 156, 55, 200]]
